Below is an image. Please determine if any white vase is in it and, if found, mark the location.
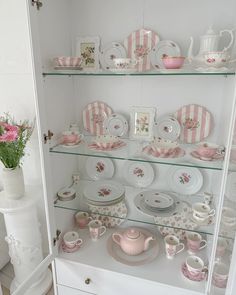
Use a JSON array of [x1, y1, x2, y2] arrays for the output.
[[2, 167, 25, 199]]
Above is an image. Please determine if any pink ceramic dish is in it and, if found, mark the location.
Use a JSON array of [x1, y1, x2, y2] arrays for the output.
[[162, 56, 185, 69], [54, 56, 83, 67]]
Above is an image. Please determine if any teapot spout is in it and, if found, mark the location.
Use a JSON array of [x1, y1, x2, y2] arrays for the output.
[[144, 236, 155, 251], [188, 37, 194, 63]]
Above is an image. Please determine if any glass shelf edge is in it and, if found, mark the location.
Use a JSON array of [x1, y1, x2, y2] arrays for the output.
[[49, 146, 224, 171], [54, 204, 233, 240], [42, 71, 235, 77]]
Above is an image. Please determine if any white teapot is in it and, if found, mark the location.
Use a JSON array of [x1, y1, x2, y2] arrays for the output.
[[188, 26, 234, 65]]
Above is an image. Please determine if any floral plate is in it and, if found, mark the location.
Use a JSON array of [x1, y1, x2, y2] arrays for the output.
[[85, 157, 115, 180], [104, 113, 129, 137], [124, 29, 160, 72], [167, 166, 203, 195], [123, 161, 155, 188], [99, 42, 126, 71]]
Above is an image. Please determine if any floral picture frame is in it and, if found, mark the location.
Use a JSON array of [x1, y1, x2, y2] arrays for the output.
[[76, 36, 100, 71], [129, 106, 156, 141]]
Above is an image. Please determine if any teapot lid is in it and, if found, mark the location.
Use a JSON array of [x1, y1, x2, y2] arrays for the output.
[[125, 228, 141, 239], [202, 26, 217, 37]]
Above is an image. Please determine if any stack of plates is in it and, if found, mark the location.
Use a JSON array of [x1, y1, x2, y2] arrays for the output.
[[83, 180, 125, 206], [144, 192, 175, 212], [134, 190, 182, 218]]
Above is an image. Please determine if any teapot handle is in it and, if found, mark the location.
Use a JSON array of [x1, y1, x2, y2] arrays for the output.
[[112, 233, 122, 246], [220, 29, 234, 52]]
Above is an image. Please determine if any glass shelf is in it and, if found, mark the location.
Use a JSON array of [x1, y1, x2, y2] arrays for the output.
[[43, 69, 235, 77], [49, 136, 228, 171], [54, 181, 233, 240]]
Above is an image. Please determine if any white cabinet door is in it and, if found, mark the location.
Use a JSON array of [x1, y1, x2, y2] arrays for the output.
[[57, 284, 96, 295]]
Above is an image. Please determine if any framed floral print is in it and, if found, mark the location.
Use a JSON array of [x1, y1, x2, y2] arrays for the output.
[[76, 36, 100, 71], [129, 106, 156, 141]]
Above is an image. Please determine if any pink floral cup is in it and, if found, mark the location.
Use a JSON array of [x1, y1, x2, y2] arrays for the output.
[[186, 232, 207, 254], [164, 235, 185, 259], [88, 220, 106, 241], [74, 211, 92, 229], [61, 131, 83, 145], [197, 142, 223, 159], [63, 231, 83, 249]]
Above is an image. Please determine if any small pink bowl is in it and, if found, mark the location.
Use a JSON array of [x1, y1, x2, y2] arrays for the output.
[[162, 56, 185, 69], [54, 56, 82, 67]]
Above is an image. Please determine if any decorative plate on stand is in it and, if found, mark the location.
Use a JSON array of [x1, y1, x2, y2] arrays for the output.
[[124, 28, 160, 72], [83, 101, 113, 135], [167, 166, 203, 195], [153, 115, 181, 141], [123, 161, 155, 188], [99, 42, 126, 70], [104, 113, 129, 137], [85, 157, 115, 180], [174, 104, 213, 143], [150, 40, 181, 69]]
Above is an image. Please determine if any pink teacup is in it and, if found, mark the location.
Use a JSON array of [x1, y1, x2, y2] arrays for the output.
[[75, 211, 92, 229], [186, 232, 207, 254], [88, 220, 106, 241], [63, 231, 83, 249], [62, 131, 83, 145], [162, 56, 185, 69], [197, 142, 222, 159]]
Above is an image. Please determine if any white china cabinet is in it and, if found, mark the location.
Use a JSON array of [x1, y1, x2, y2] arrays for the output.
[[9, 0, 236, 294]]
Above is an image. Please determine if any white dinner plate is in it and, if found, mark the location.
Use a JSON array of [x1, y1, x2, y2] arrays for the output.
[[104, 113, 129, 137], [167, 166, 203, 195], [154, 115, 181, 141], [150, 40, 181, 69], [83, 180, 125, 203], [123, 161, 155, 188], [99, 42, 126, 70], [85, 157, 115, 180], [144, 191, 174, 210]]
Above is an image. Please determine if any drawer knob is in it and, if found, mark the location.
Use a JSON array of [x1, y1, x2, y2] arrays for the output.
[[85, 278, 91, 285]]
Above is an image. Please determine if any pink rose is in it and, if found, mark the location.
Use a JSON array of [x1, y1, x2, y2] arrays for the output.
[[0, 130, 18, 142], [5, 124, 19, 133]]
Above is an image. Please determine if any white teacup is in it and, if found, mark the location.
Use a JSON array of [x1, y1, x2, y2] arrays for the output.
[[88, 220, 106, 241], [192, 202, 215, 221], [186, 232, 207, 254], [204, 51, 230, 68], [222, 207, 236, 227], [164, 234, 185, 259], [113, 58, 137, 70], [186, 256, 207, 275], [63, 231, 83, 249]]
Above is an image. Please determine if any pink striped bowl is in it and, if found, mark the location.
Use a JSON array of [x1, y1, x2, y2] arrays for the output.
[[54, 56, 83, 67]]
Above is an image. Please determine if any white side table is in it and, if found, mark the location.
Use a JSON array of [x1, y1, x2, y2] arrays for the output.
[[0, 187, 52, 294]]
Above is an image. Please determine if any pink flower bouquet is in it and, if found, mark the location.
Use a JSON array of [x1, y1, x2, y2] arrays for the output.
[[0, 113, 34, 169]]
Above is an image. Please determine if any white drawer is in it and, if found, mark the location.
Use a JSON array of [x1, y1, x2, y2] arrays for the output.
[[57, 284, 96, 295], [55, 258, 203, 295]]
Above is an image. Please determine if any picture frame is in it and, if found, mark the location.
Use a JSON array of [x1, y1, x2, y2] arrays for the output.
[[76, 36, 100, 72], [129, 106, 156, 141]]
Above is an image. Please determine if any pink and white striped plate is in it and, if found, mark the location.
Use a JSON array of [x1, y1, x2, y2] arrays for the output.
[[124, 29, 160, 72], [83, 101, 113, 135], [174, 104, 213, 144]]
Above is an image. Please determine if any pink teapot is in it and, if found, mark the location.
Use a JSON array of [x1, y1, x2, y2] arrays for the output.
[[112, 227, 154, 256]]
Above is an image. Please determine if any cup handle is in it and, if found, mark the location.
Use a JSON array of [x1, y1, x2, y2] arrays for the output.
[[112, 233, 122, 245], [76, 239, 83, 246], [176, 243, 185, 254], [199, 240, 207, 250], [99, 226, 106, 237], [209, 209, 215, 217]]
